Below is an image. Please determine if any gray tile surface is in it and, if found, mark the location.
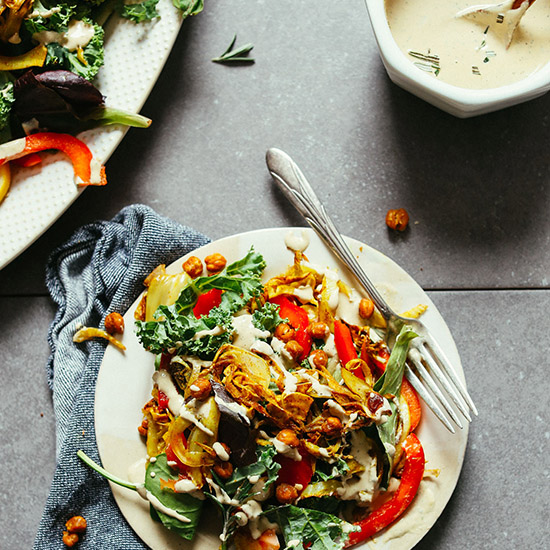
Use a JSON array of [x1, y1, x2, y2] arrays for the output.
[[1, 1, 549, 549]]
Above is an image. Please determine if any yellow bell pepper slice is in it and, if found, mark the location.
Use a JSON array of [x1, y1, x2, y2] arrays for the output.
[[0, 44, 47, 71], [0, 162, 11, 204]]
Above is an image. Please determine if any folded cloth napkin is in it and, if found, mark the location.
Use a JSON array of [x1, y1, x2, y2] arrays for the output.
[[34, 204, 210, 549]]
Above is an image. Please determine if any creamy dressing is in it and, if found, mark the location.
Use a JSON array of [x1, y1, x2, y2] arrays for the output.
[[213, 441, 230, 461], [135, 487, 192, 523], [385, 0, 550, 88], [232, 314, 270, 349], [284, 230, 310, 252], [336, 431, 379, 503], [33, 19, 96, 52], [174, 478, 206, 500], [273, 438, 302, 461], [152, 370, 214, 436]]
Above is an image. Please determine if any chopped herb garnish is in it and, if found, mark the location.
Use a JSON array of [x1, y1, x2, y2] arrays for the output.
[[472, 66, 481, 75], [212, 34, 255, 64], [408, 50, 441, 76]]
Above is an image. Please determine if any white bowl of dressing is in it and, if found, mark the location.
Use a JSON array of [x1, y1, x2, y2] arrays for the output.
[[365, 0, 550, 118]]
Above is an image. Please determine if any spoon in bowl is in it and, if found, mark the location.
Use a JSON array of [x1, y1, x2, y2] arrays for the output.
[[456, 0, 536, 47]]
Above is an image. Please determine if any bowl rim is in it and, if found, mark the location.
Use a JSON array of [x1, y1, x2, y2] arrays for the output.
[[365, 0, 550, 108]]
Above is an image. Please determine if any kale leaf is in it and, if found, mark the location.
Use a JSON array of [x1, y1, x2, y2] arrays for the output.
[[116, 0, 160, 23], [145, 453, 203, 540], [0, 75, 14, 142], [265, 505, 352, 550], [24, 9, 104, 81], [252, 301, 284, 333], [136, 248, 266, 358]]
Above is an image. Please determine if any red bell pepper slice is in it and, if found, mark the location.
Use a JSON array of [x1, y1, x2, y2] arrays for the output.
[[193, 288, 223, 318], [0, 133, 106, 186], [401, 378, 422, 431], [270, 295, 312, 360], [360, 340, 390, 376], [276, 451, 313, 494], [334, 320, 362, 377], [165, 433, 189, 474], [158, 390, 169, 410], [11, 152, 42, 168], [346, 433, 425, 546]]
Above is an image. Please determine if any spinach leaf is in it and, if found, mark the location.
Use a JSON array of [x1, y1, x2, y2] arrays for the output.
[[144, 453, 203, 540], [252, 301, 284, 332], [265, 505, 352, 550]]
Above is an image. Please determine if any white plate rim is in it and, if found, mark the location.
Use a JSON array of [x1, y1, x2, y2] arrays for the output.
[[95, 227, 469, 550]]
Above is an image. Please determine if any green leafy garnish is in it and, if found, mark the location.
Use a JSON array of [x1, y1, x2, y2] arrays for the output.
[[252, 301, 284, 332], [136, 248, 266, 359], [0, 76, 14, 143], [374, 324, 418, 487], [116, 0, 160, 23], [207, 444, 281, 548], [172, 0, 203, 17], [212, 34, 255, 64], [313, 457, 349, 482], [265, 505, 352, 550], [145, 454, 203, 540]]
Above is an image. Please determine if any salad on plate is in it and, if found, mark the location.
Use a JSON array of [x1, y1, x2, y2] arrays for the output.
[[0, 0, 203, 198], [84, 239, 432, 550]]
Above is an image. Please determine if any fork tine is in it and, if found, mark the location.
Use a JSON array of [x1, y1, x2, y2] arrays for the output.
[[404, 364, 456, 433], [423, 334, 478, 416], [408, 349, 465, 429], [412, 343, 472, 422]]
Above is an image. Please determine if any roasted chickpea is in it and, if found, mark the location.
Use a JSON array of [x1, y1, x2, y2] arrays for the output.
[[138, 418, 148, 437], [308, 321, 329, 340], [65, 516, 87, 533], [183, 256, 203, 278], [104, 312, 124, 334], [62, 532, 79, 547], [359, 298, 375, 319], [322, 416, 343, 437], [285, 340, 304, 361], [274, 323, 294, 342], [276, 429, 300, 448], [205, 253, 227, 273], [276, 483, 299, 504], [386, 208, 409, 231], [189, 378, 212, 400], [213, 461, 234, 480], [309, 349, 328, 369]]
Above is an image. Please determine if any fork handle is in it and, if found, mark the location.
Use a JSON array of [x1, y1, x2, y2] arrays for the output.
[[266, 148, 395, 320]]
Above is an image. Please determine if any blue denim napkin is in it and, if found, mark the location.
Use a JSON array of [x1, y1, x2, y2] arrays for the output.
[[34, 204, 210, 549]]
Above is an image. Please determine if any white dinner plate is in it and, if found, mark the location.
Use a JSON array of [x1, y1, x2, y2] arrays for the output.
[[0, 1, 186, 269], [95, 227, 469, 549]]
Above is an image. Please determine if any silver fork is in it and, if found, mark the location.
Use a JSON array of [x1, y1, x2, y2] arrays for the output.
[[266, 147, 477, 433]]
